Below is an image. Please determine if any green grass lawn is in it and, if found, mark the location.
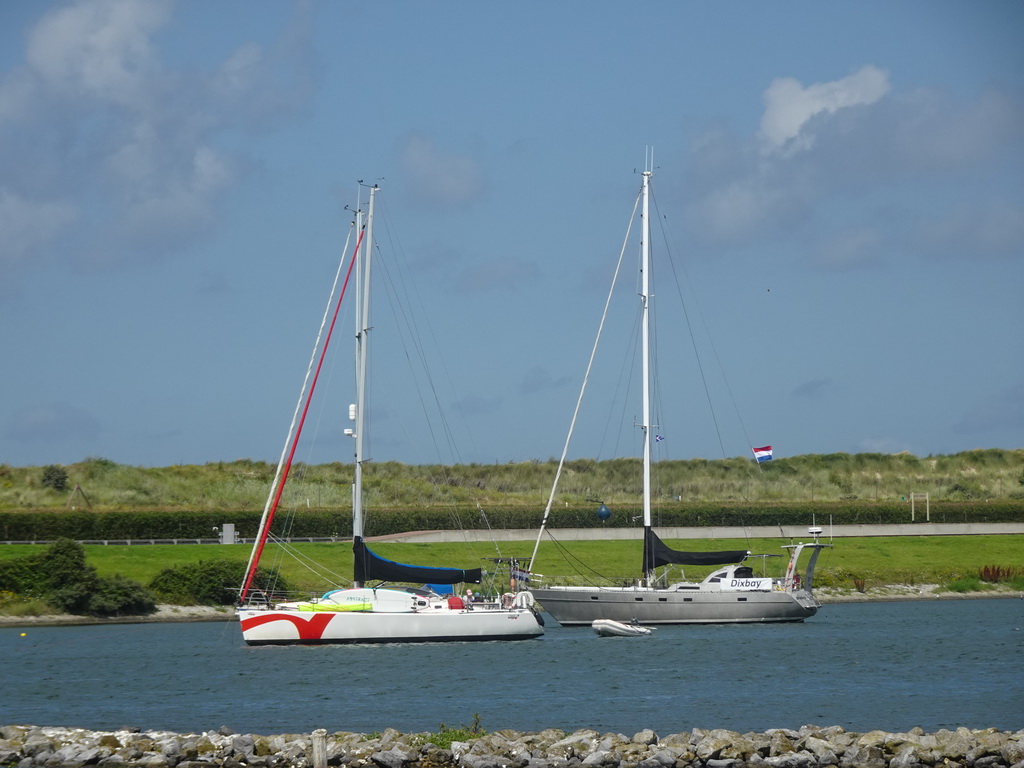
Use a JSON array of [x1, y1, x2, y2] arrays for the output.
[[2, 535, 1021, 597]]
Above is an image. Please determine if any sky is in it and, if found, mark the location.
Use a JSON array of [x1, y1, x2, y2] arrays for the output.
[[1, 1, 1022, 470]]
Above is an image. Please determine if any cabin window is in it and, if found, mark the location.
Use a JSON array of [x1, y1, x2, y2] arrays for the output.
[[589, 595, 599, 600], [634, 597, 644, 601], [737, 597, 747, 602], [683, 598, 692, 602], [658, 597, 667, 602]]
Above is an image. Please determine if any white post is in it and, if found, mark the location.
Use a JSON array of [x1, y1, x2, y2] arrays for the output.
[[312, 729, 327, 768], [910, 492, 930, 522]]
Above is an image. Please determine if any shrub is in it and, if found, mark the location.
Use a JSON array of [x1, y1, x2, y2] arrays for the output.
[[87, 574, 157, 617], [942, 576, 989, 593], [410, 715, 485, 749], [0, 538, 155, 617], [979, 565, 1022, 583], [41, 465, 69, 492], [149, 560, 289, 605]]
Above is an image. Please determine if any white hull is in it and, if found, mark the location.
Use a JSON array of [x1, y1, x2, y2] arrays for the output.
[[533, 584, 819, 626], [239, 607, 543, 645], [239, 587, 544, 645], [592, 618, 653, 637]]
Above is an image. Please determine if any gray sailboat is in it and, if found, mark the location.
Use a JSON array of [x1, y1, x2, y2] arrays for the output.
[[528, 159, 830, 625]]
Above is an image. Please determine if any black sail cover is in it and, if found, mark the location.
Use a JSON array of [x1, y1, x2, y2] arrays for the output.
[[353, 538, 482, 585], [643, 528, 747, 572]]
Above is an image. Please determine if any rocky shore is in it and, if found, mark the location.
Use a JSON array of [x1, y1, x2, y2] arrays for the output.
[[2, 723, 1022, 768]]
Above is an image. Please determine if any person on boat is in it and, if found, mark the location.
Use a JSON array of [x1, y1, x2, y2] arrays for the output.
[[465, 589, 475, 610]]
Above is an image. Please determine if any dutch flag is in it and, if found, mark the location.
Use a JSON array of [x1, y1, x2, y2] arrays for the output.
[[753, 445, 773, 463]]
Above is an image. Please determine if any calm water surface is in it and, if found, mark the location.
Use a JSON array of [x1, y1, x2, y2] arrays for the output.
[[4, 599, 1022, 735]]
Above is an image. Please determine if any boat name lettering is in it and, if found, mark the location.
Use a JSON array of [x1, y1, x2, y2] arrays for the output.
[[725, 578, 773, 591]]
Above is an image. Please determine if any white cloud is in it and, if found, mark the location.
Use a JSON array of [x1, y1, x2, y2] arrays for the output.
[[759, 65, 890, 156], [520, 365, 572, 395], [915, 202, 1024, 262], [399, 134, 485, 208], [0, 1, 309, 283], [693, 176, 807, 245], [0, 188, 77, 278], [686, 69, 1023, 267], [25, 0, 170, 107], [0, 68, 35, 123], [810, 226, 884, 271]]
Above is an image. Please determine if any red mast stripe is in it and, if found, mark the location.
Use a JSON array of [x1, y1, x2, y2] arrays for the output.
[[240, 227, 365, 602]]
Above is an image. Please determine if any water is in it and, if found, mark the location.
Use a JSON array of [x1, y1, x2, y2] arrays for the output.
[[4, 599, 1022, 736]]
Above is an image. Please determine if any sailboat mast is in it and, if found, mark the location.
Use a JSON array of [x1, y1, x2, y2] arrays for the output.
[[640, 167, 654, 585], [351, 185, 376, 586]]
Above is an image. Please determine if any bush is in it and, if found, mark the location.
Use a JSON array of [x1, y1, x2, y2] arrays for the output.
[[87, 574, 157, 617], [149, 559, 289, 605], [0, 538, 155, 617], [979, 564, 1022, 583], [942, 576, 990, 593], [41, 465, 68, 492], [410, 715, 486, 749]]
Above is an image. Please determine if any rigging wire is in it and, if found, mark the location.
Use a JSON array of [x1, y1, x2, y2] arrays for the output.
[[240, 221, 363, 602], [530, 186, 643, 571], [374, 193, 469, 465], [351, 192, 491, 565], [370, 198, 471, 536], [650, 185, 756, 460]]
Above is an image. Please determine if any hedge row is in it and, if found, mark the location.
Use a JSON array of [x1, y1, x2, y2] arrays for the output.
[[1, 501, 1021, 541]]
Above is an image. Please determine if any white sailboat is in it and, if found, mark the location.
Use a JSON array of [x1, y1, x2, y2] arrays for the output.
[[237, 184, 544, 644], [528, 161, 830, 626]]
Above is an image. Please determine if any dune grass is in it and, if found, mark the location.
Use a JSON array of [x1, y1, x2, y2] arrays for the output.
[[3, 449, 1023, 511]]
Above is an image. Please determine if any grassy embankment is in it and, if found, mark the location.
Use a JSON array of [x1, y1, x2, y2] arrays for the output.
[[3, 449, 1023, 511], [2, 450, 1022, 609], [1, 535, 1022, 601]]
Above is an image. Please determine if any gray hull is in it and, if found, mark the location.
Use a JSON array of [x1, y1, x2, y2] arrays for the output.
[[530, 585, 819, 625]]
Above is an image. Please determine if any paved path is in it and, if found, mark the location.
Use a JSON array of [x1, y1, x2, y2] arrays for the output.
[[377, 522, 1024, 543], [5, 522, 1020, 547]]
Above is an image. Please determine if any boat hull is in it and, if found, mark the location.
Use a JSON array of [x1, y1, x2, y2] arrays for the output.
[[238, 606, 544, 645], [531, 585, 819, 626], [592, 619, 652, 637]]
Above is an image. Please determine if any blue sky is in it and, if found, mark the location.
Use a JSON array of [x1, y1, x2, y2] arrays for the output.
[[1, 1, 1022, 469]]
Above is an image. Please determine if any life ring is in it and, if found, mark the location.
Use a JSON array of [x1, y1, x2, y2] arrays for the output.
[[513, 591, 535, 609]]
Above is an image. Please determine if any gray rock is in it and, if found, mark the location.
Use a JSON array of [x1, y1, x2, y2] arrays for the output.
[[1, 724, 1021, 768], [631, 730, 657, 747], [695, 729, 741, 761], [371, 746, 408, 768], [887, 746, 927, 768], [1003, 738, 1024, 765], [761, 752, 815, 768], [231, 734, 256, 756]]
